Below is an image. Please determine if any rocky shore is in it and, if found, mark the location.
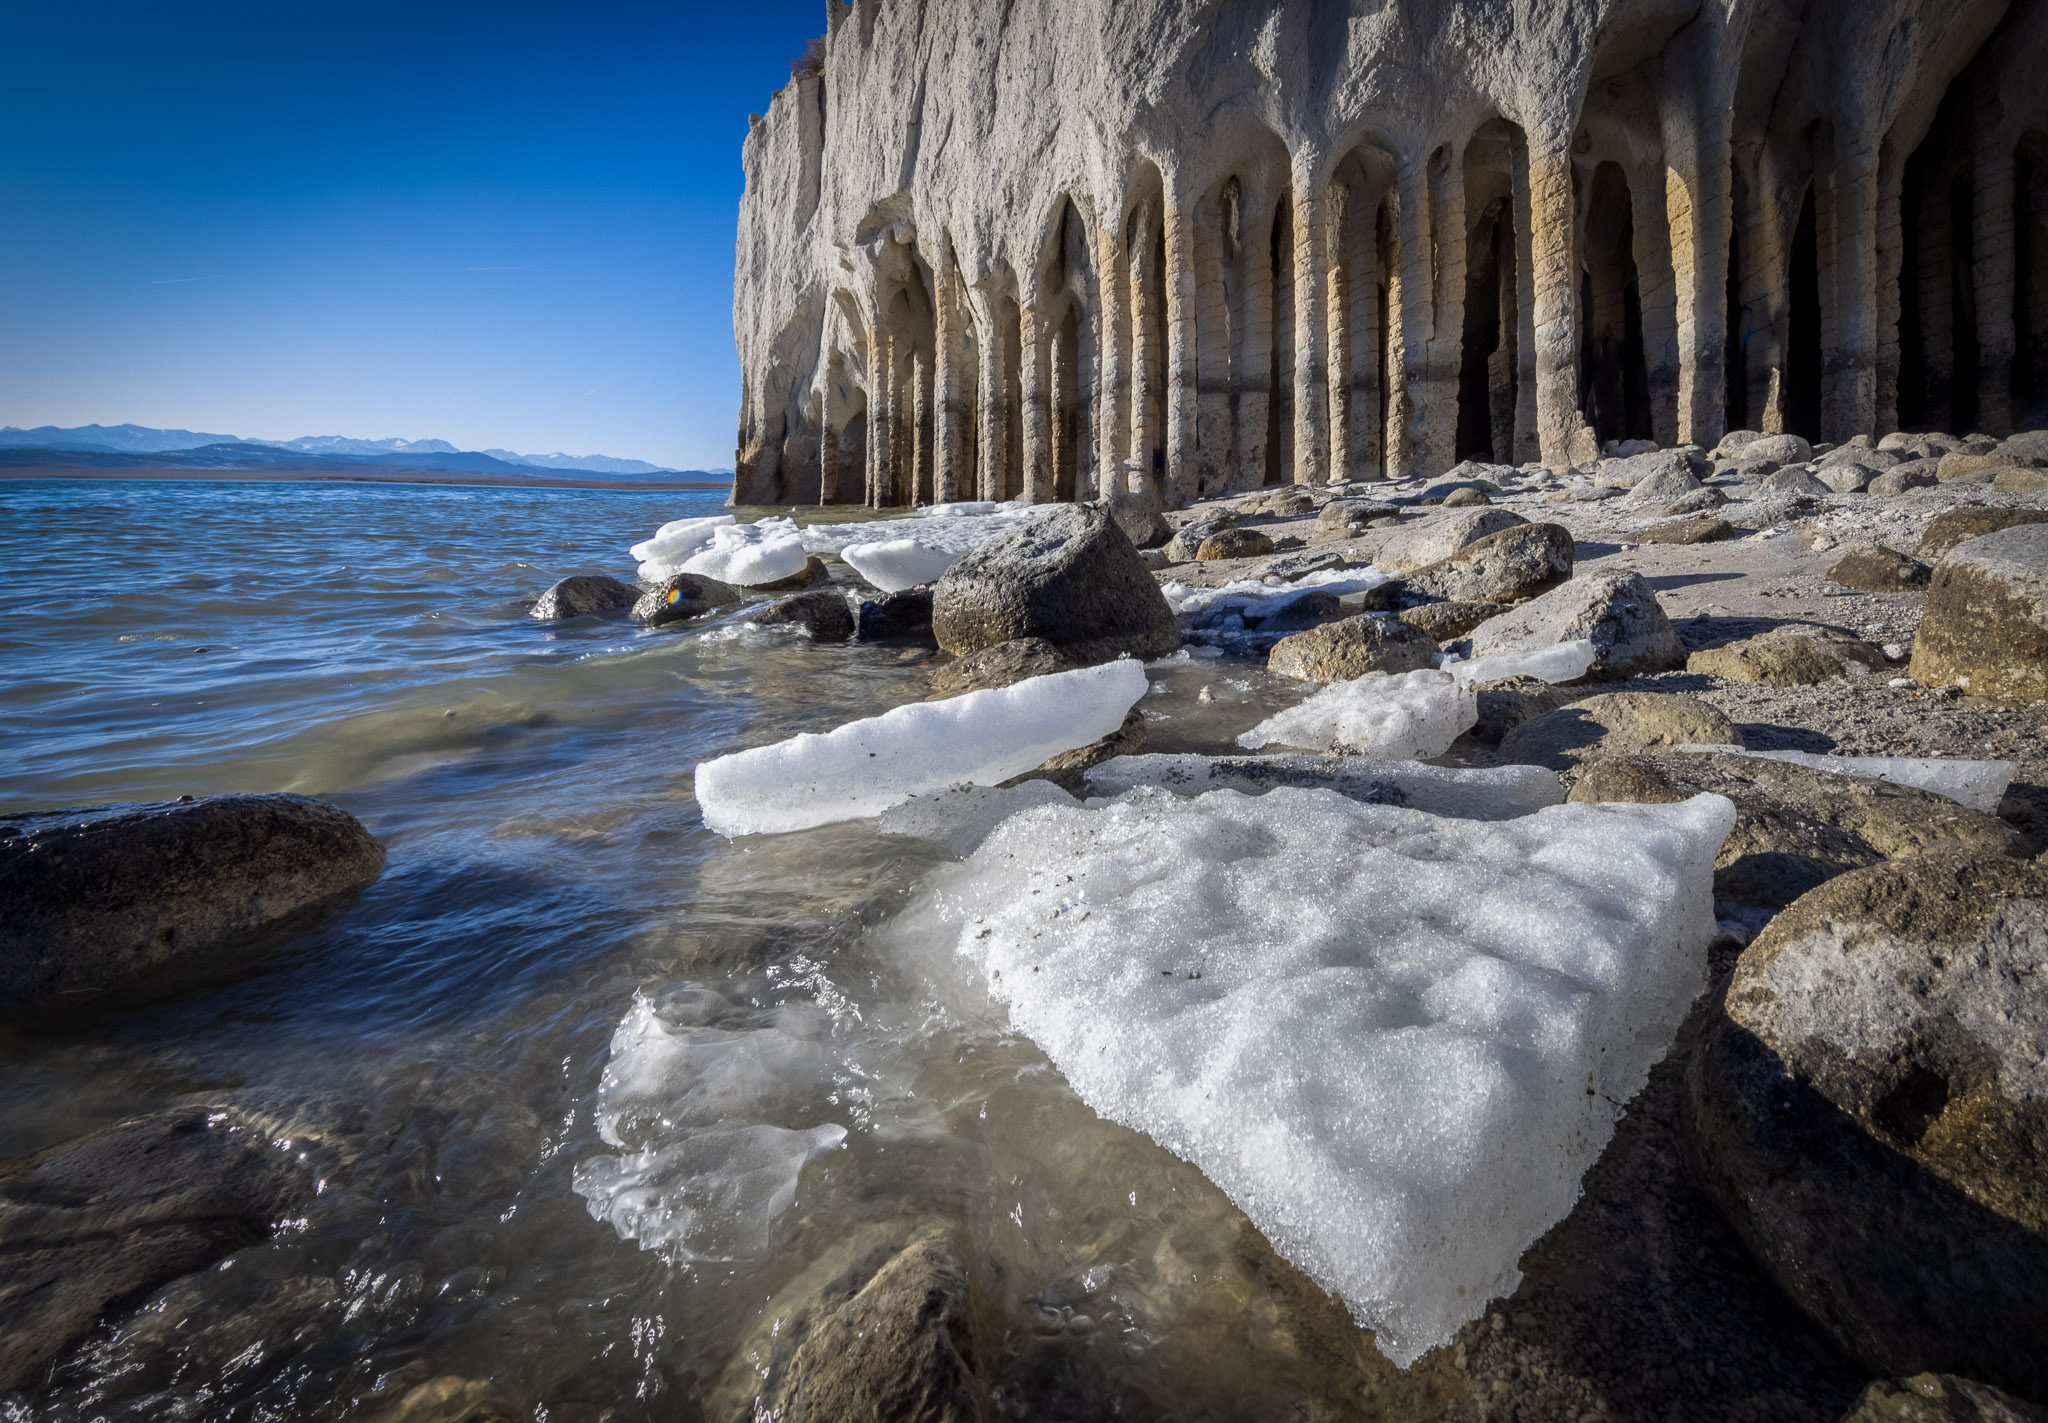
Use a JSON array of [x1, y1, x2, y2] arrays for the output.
[[5, 426, 2047, 1421]]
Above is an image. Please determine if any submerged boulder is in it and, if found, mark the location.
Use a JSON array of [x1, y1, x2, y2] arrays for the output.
[[0, 1107, 311, 1392], [926, 637, 1078, 698], [741, 590, 855, 642], [1688, 853, 2048, 1400], [1909, 524, 2048, 703], [932, 505, 1180, 662], [856, 586, 936, 644], [1468, 570, 1686, 678], [1266, 614, 1437, 682], [632, 572, 743, 627], [0, 794, 386, 1016], [530, 574, 637, 620]]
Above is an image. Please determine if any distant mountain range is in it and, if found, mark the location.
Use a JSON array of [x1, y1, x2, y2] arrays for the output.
[[0, 424, 730, 481]]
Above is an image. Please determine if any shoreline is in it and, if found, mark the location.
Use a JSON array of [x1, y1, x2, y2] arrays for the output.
[[0, 465, 732, 494]]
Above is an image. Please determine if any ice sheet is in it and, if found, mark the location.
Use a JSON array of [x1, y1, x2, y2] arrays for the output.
[[631, 514, 736, 582], [1237, 668, 1477, 758], [678, 517, 811, 587], [1083, 754, 1562, 819], [899, 787, 1736, 1364], [695, 660, 1149, 836], [841, 537, 964, 592], [1673, 745, 2015, 813], [1445, 639, 1597, 687]]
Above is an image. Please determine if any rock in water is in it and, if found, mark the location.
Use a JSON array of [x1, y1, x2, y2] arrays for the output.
[[530, 574, 637, 620], [632, 572, 744, 628], [0, 794, 386, 1016], [1468, 570, 1686, 677], [932, 505, 1180, 662], [895, 788, 1736, 1365], [740, 590, 855, 642], [755, 554, 831, 591], [1398, 522, 1576, 605], [0, 1108, 310, 1391], [1687, 853, 2048, 1399], [926, 637, 1078, 698], [856, 586, 936, 644], [1499, 693, 1740, 773], [1909, 524, 2048, 703], [1266, 614, 1437, 682]]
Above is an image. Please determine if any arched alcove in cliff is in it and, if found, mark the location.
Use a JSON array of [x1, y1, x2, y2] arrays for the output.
[[1579, 161, 1654, 446]]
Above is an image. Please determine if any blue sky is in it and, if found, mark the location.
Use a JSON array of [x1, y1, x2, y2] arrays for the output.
[[0, 1, 825, 470]]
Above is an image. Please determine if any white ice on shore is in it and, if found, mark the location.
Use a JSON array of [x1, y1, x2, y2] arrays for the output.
[[1163, 568, 1393, 625], [1445, 638, 1597, 687], [879, 780, 1078, 853], [1083, 754, 1563, 819], [677, 517, 811, 587], [841, 537, 963, 593], [1673, 745, 2015, 813], [695, 660, 1149, 836], [631, 514, 735, 581], [1238, 667, 1477, 758], [901, 786, 1737, 1364]]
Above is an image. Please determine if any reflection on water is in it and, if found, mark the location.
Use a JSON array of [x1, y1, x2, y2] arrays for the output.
[[1, 479, 1395, 1422]]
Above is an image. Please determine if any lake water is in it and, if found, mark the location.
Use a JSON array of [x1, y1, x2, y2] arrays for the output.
[[0, 478, 1384, 1422]]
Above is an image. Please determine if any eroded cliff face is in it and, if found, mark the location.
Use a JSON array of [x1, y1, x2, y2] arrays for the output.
[[732, 0, 2048, 508]]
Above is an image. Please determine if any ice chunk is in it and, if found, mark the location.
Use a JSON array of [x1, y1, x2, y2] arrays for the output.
[[1446, 638, 1597, 687], [678, 517, 811, 587], [899, 787, 1736, 1364], [1163, 569, 1392, 621], [695, 660, 1149, 836], [841, 536, 963, 593], [1237, 668, 1476, 758], [1084, 754, 1562, 819], [631, 514, 735, 581], [878, 781, 1078, 854], [1672, 745, 2015, 813]]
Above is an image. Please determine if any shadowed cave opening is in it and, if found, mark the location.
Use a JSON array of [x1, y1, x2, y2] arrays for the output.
[[1785, 186, 1823, 444], [1580, 161, 1652, 446]]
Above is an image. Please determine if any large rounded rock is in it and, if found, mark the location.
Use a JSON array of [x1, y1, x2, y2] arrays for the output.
[[1467, 569, 1686, 677], [1623, 463, 1704, 504], [741, 590, 855, 642], [0, 795, 386, 1016], [755, 554, 832, 591], [1265, 614, 1436, 682], [932, 505, 1180, 662], [1869, 462, 1942, 495], [1498, 692, 1739, 772], [1915, 508, 2048, 561], [1372, 507, 1528, 572], [1195, 527, 1276, 561], [1762, 467, 1833, 497], [1637, 514, 1736, 545], [1909, 524, 2048, 703], [0, 1108, 311, 1391], [1998, 429, 2048, 464], [1396, 599, 1503, 640], [1317, 498, 1397, 534], [1398, 522, 1575, 605], [856, 586, 935, 644], [926, 637, 1078, 698], [1830, 546, 1932, 593], [1742, 433, 1813, 466], [1937, 451, 2021, 483], [1686, 627, 1887, 684], [1570, 753, 2032, 915], [530, 574, 637, 620], [632, 572, 743, 627], [1687, 853, 2048, 1399]]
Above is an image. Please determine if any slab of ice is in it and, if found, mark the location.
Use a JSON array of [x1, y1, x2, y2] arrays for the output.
[[841, 537, 964, 593], [1084, 754, 1562, 819], [1163, 568, 1393, 622], [696, 660, 1149, 836], [899, 787, 1737, 1364], [878, 780, 1078, 854], [573, 992, 846, 1260], [1445, 639, 1597, 687], [798, 503, 1043, 557], [631, 514, 735, 581], [1238, 668, 1476, 758], [1672, 745, 2015, 814], [677, 517, 811, 588]]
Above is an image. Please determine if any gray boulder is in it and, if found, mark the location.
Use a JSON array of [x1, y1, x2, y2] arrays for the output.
[[1373, 507, 1528, 572], [1110, 501, 1172, 550], [1830, 546, 1933, 593], [1743, 433, 1814, 465], [931, 505, 1180, 662], [1916, 507, 2048, 561], [1266, 614, 1437, 682], [0, 1108, 311, 1392], [856, 586, 935, 644], [1910, 524, 2048, 703], [1623, 464, 1703, 504], [530, 574, 637, 620], [1637, 514, 1737, 545], [1468, 570, 1686, 677], [1762, 467, 1833, 497], [632, 573, 743, 627], [1998, 429, 2048, 465], [1869, 460, 1943, 495], [926, 637, 1077, 698], [741, 590, 855, 642], [1687, 627, 1888, 684], [1195, 527, 1276, 561], [1498, 692, 1739, 773], [1317, 499, 1397, 535], [0, 794, 385, 1016], [1396, 599, 1504, 641], [1688, 853, 2048, 1400], [1399, 522, 1574, 606], [755, 554, 832, 591]]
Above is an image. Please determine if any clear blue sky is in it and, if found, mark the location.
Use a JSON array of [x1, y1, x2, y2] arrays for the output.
[[0, 0, 826, 470]]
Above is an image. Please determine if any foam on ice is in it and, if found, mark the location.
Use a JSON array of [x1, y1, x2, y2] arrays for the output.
[[1238, 668, 1477, 758], [1083, 754, 1563, 819], [695, 660, 1149, 836], [900, 786, 1737, 1364], [1673, 745, 2015, 813]]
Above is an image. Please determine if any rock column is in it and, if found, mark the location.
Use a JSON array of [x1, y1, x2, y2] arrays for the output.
[[1235, 201, 1275, 491], [1511, 133, 1540, 464], [1095, 224, 1129, 503], [1530, 140, 1587, 468], [867, 321, 894, 507], [1292, 156, 1332, 484], [1668, 126, 1731, 448], [1633, 162, 1682, 447], [1163, 181, 1200, 508], [911, 347, 932, 505], [1326, 181, 1354, 486], [1195, 188, 1234, 495], [1828, 157, 1880, 441], [1975, 135, 2018, 436], [933, 256, 967, 503], [1129, 197, 1162, 506], [975, 295, 1009, 501], [819, 355, 843, 505], [1018, 302, 1051, 502]]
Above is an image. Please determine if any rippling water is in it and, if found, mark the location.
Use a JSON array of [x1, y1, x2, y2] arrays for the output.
[[0, 477, 1389, 1423]]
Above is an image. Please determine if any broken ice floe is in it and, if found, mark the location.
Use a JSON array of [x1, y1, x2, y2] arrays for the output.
[[1673, 745, 2015, 813], [1163, 569, 1394, 649], [878, 780, 1079, 855], [1444, 638, 1597, 687], [1083, 754, 1563, 819], [1237, 668, 1477, 758], [840, 537, 964, 593], [894, 785, 1737, 1364], [694, 660, 1149, 836], [630, 514, 736, 582]]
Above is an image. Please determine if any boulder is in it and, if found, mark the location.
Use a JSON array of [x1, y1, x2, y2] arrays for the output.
[[1819, 445, 1905, 473], [1716, 429, 1769, 458], [0, 1108, 310, 1392], [856, 586, 936, 644], [1266, 614, 1438, 682], [1373, 507, 1529, 572], [1732, 457, 1784, 482], [1569, 752, 2031, 915], [1687, 853, 2048, 1399], [1992, 466, 2048, 494], [1498, 693, 1739, 773], [927, 637, 1079, 699], [1938, 451, 2021, 483], [1396, 599, 1504, 641], [1467, 570, 1686, 677], [1869, 461, 1943, 496], [741, 590, 855, 642], [1818, 463, 1879, 494], [0, 794, 386, 1016], [1916, 508, 2048, 560], [529, 574, 637, 620], [1398, 522, 1575, 605], [1882, 431, 1960, 457], [1470, 677, 1591, 744], [1637, 515, 1737, 545], [1195, 527, 1277, 561], [1605, 448, 1708, 489], [1997, 429, 2048, 465], [931, 505, 1181, 662], [1829, 546, 1933, 593], [1317, 499, 1397, 534], [1647, 486, 1730, 517], [1686, 628, 1887, 685], [1440, 486, 1490, 507], [746, 1227, 988, 1423], [755, 555, 832, 591], [1166, 515, 1235, 562], [1624, 465, 1703, 504], [1843, 1376, 2048, 1423], [1742, 433, 1814, 465], [632, 572, 744, 627], [1110, 502, 1172, 550], [1762, 467, 1834, 497], [1909, 524, 2048, 703], [1241, 486, 1317, 517]]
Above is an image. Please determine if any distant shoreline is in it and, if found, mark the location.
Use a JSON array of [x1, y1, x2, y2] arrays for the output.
[[0, 465, 732, 494]]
